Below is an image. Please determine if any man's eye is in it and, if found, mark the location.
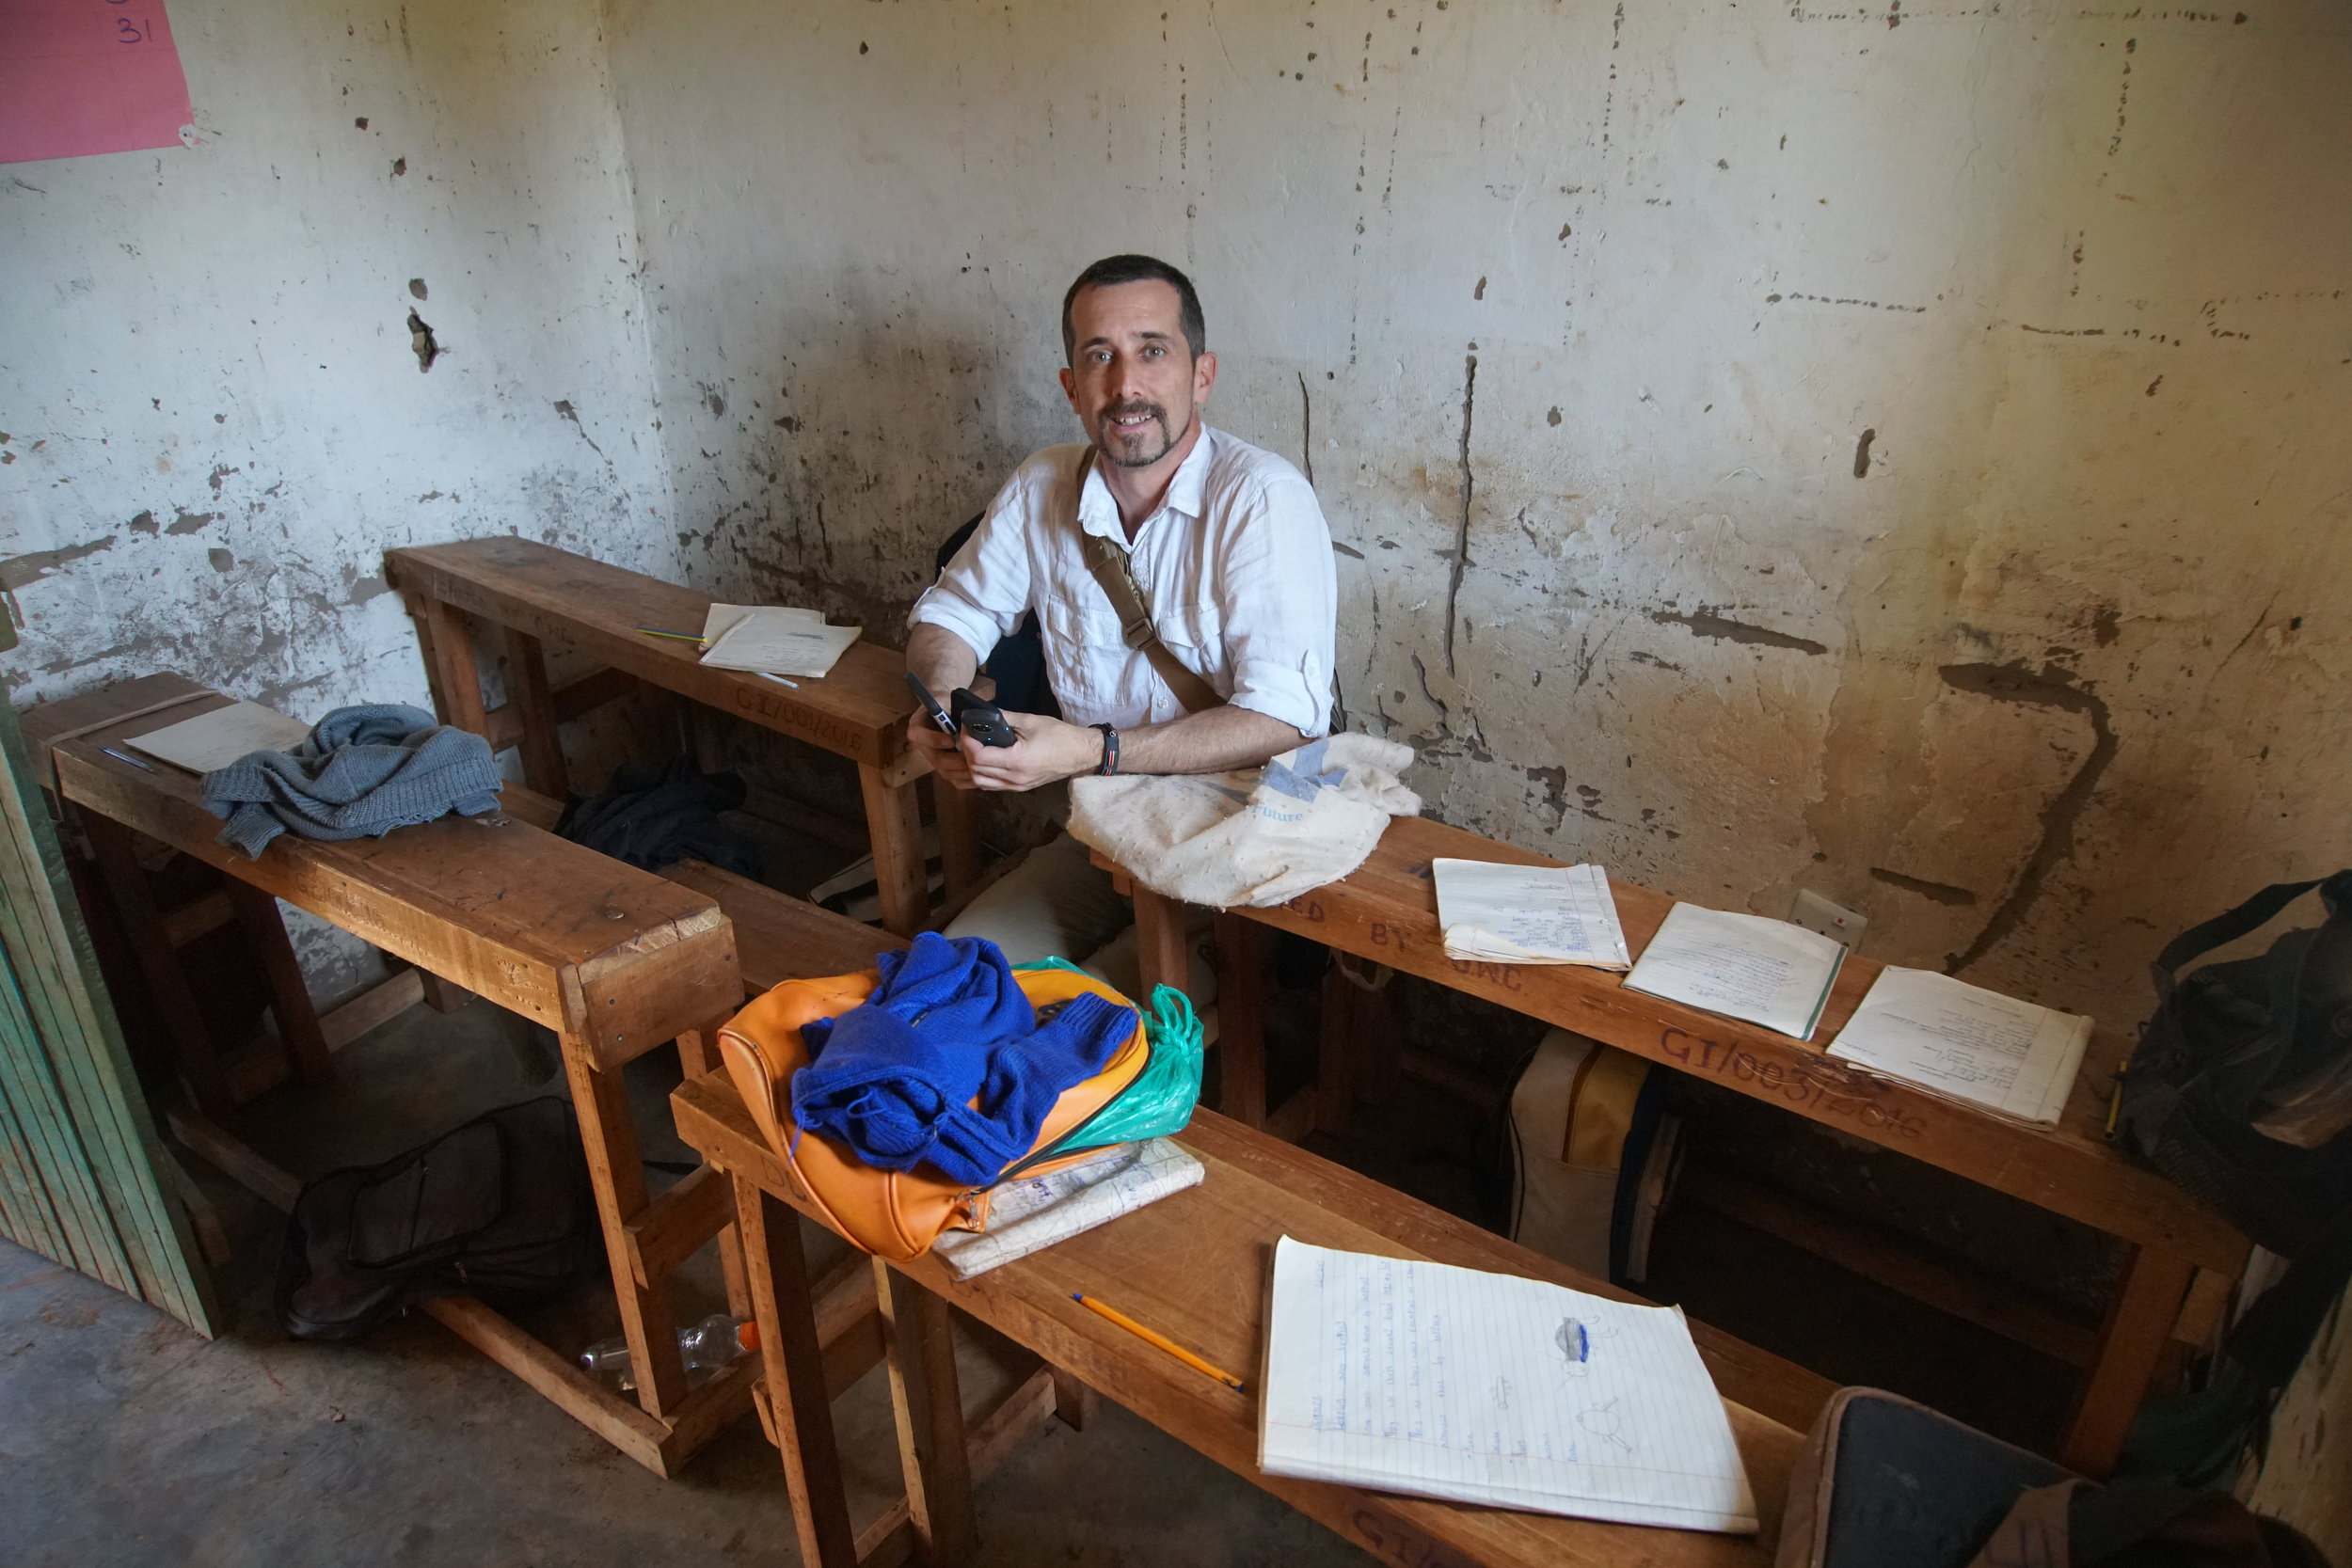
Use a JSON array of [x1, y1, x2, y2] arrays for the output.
[[1143, 345, 1165, 358]]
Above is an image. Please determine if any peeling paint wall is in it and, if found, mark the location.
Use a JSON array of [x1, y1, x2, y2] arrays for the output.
[[1, 0, 673, 994], [0, 0, 671, 721], [607, 0, 2352, 1031]]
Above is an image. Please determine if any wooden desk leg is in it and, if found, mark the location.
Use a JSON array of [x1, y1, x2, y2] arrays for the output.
[[500, 626, 569, 797], [1049, 1367, 1099, 1432], [561, 1042, 691, 1419], [2060, 1243, 2198, 1477], [1315, 961, 1354, 1136], [933, 776, 982, 903], [1131, 883, 1193, 1000], [1211, 913, 1267, 1128], [405, 594, 491, 736], [82, 816, 234, 1118], [224, 882, 334, 1086], [859, 764, 930, 939], [737, 1174, 860, 1568], [877, 1259, 979, 1565]]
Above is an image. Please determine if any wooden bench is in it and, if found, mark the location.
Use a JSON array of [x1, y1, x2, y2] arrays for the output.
[[32, 673, 759, 1477], [673, 1063, 1827, 1568], [385, 535, 980, 937], [1099, 816, 2251, 1478]]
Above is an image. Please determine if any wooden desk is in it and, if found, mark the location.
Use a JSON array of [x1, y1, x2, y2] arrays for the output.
[[1097, 816, 2250, 1478], [674, 1070, 1825, 1568], [39, 674, 753, 1476], [385, 536, 977, 937]]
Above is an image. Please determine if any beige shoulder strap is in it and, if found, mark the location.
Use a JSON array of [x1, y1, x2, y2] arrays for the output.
[[1069, 446, 1220, 716]]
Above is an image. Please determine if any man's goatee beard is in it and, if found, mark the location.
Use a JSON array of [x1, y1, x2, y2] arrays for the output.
[[1100, 408, 1188, 468]]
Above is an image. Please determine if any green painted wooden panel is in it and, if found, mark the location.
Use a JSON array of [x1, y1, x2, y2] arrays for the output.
[[0, 687, 214, 1336]]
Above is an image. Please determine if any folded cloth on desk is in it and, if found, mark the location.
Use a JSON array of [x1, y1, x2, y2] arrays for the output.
[[201, 704, 502, 859], [791, 933, 1137, 1186], [1068, 733, 1421, 911]]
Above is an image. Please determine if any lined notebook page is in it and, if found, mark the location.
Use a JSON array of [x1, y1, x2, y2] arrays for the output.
[[1259, 1237, 1756, 1534]]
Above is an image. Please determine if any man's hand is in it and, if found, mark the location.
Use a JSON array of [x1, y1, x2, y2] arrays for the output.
[[961, 711, 1102, 792], [905, 708, 977, 789]]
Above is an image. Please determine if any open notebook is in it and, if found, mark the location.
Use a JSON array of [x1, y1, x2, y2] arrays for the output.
[[1258, 1237, 1756, 1534], [1829, 967, 2092, 1126]]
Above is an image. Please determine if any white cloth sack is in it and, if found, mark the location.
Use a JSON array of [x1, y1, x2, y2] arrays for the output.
[[1067, 734, 1420, 910]]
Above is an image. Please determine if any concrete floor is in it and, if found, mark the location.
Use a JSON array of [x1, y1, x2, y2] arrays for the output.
[[0, 997, 1368, 1568]]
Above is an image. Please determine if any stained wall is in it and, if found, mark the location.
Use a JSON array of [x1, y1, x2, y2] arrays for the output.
[[0, 0, 674, 989], [607, 0, 2352, 1031]]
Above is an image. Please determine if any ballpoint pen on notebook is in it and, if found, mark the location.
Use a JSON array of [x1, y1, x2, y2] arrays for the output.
[[1071, 1292, 1247, 1393], [634, 626, 702, 641]]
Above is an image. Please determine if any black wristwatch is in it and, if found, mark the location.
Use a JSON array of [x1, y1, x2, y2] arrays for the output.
[[1092, 723, 1120, 776]]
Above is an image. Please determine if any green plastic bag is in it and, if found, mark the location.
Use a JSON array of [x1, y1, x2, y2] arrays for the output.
[[1014, 959, 1202, 1158]]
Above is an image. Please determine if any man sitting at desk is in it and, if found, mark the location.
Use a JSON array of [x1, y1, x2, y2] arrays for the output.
[[904, 253, 1338, 996]]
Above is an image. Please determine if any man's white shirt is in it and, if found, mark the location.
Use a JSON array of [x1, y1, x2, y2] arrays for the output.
[[910, 426, 1338, 736]]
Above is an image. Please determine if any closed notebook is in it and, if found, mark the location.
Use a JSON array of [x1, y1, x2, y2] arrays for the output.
[[1258, 1236, 1756, 1534]]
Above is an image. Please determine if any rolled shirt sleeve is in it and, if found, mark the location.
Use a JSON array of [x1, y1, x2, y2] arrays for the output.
[[1213, 467, 1337, 738], [907, 461, 1041, 663]]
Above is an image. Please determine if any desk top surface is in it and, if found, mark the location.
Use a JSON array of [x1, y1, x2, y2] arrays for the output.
[[387, 536, 919, 768], [675, 1074, 1821, 1568], [1104, 816, 2245, 1273], [31, 673, 733, 1048]]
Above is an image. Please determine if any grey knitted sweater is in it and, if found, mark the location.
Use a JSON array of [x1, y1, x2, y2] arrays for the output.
[[201, 704, 503, 859]]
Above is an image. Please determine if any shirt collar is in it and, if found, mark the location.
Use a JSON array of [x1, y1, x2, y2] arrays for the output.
[[1076, 424, 1216, 542]]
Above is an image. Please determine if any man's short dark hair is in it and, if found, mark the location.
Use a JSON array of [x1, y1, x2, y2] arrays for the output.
[[1060, 254, 1206, 365]]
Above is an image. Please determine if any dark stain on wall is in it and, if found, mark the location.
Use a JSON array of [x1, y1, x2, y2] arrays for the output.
[[1524, 764, 1568, 828], [1443, 350, 1477, 675], [1936, 660, 2118, 974], [1, 534, 116, 588], [407, 311, 439, 372], [166, 509, 217, 534], [1871, 865, 1979, 906], [1648, 605, 1829, 656], [1853, 427, 1877, 478]]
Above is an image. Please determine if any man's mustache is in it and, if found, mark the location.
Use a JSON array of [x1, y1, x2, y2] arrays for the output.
[[1101, 401, 1168, 428]]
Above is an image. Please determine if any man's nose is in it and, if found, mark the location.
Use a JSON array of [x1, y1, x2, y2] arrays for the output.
[[1103, 352, 1145, 402]]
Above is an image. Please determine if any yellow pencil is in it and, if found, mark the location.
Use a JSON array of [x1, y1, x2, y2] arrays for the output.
[[1072, 1292, 1247, 1394]]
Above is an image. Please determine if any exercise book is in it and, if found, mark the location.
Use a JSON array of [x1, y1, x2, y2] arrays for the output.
[[698, 605, 861, 678], [1258, 1236, 1757, 1533], [1829, 967, 2092, 1126], [1623, 902, 1846, 1042], [1433, 858, 1631, 969], [125, 702, 311, 774]]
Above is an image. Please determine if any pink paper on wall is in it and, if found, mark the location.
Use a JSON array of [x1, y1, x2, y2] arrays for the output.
[[0, 0, 193, 166]]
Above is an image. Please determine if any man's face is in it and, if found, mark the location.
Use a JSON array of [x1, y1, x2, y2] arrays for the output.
[[1058, 280, 1218, 470]]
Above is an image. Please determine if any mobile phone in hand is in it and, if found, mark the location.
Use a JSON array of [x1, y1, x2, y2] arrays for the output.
[[950, 689, 1019, 749], [903, 671, 958, 736]]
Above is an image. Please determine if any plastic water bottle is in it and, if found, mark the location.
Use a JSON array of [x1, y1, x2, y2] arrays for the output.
[[580, 1313, 759, 1391]]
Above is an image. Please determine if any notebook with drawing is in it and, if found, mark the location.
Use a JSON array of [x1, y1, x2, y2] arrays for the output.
[[1258, 1237, 1756, 1533]]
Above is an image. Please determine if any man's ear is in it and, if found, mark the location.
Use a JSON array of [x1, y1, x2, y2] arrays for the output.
[[1058, 364, 1078, 412], [1193, 349, 1218, 404]]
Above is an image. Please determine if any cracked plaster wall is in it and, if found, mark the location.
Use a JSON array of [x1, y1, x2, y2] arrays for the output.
[[0, 0, 675, 994], [610, 0, 2352, 1036]]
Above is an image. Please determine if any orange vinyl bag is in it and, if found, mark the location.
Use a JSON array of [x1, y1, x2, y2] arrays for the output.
[[716, 962, 1153, 1261]]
